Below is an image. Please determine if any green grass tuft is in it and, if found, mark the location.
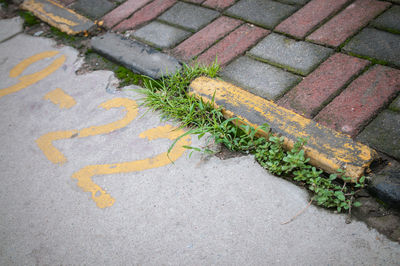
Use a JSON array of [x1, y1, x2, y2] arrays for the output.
[[127, 59, 366, 214], [19, 11, 40, 26]]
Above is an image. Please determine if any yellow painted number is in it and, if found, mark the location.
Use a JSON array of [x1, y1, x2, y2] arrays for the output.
[[1, 51, 66, 98], [72, 124, 191, 208], [37, 98, 191, 208]]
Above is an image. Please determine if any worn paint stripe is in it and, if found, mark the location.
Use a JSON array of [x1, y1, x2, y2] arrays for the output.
[[44, 88, 76, 109], [189, 77, 377, 181], [21, 0, 94, 35], [72, 124, 191, 208]]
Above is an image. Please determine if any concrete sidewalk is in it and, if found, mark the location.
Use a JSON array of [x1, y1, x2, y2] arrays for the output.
[[0, 29, 400, 265], [16, 0, 400, 205]]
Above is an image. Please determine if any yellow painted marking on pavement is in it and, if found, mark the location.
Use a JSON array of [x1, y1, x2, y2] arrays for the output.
[[1, 51, 66, 98], [36, 98, 139, 164], [23, 0, 78, 27], [9, 51, 60, 78], [189, 77, 377, 180], [36, 130, 78, 164], [22, 0, 90, 35], [44, 88, 76, 109], [72, 124, 191, 208]]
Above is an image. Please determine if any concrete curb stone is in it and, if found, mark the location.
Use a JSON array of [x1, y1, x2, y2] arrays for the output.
[[91, 33, 182, 79], [21, 0, 95, 35]]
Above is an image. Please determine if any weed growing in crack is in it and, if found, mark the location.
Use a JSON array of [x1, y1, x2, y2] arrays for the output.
[[123, 60, 366, 214]]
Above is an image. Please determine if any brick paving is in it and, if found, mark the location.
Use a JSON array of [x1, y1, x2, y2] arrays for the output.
[[102, 0, 151, 28], [196, 24, 269, 67], [277, 53, 370, 118], [275, 0, 351, 39], [49, 0, 400, 161], [306, 0, 390, 47], [172, 16, 242, 61], [314, 65, 400, 137], [113, 0, 176, 32]]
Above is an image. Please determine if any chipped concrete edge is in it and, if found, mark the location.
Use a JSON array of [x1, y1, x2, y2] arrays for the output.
[[189, 77, 378, 182]]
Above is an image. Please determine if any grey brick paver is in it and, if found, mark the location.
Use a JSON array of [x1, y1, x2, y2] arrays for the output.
[[221, 56, 301, 100], [357, 110, 400, 160], [343, 28, 400, 68], [158, 2, 219, 32], [91, 33, 181, 79], [248, 33, 333, 76], [225, 0, 297, 29], [71, 0, 115, 19], [133, 21, 191, 49], [389, 96, 400, 112], [371, 5, 400, 33]]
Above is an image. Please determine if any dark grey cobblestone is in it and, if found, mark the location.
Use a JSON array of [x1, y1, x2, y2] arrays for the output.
[[225, 0, 297, 29], [158, 2, 219, 32], [248, 33, 332, 75], [357, 110, 400, 160], [133, 21, 191, 49], [343, 28, 400, 68], [221, 56, 301, 100], [370, 5, 400, 34]]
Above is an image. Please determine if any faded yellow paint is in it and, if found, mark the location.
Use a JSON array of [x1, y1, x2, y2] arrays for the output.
[[72, 124, 191, 208], [189, 77, 377, 180], [23, 0, 78, 27], [44, 88, 76, 109], [1, 51, 66, 98], [36, 98, 139, 164], [9, 50, 60, 78], [21, 0, 90, 35], [36, 130, 78, 164]]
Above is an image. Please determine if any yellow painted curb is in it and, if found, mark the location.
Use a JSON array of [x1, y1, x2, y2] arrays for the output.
[[190, 77, 378, 181], [21, 0, 94, 35]]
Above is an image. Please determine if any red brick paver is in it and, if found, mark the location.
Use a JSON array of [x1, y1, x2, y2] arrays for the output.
[[277, 53, 370, 118], [172, 16, 242, 61], [275, 0, 351, 39], [102, 0, 152, 28], [315, 65, 400, 137], [197, 24, 269, 67], [114, 0, 176, 31], [203, 0, 235, 10], [307, 0, 390, 47]]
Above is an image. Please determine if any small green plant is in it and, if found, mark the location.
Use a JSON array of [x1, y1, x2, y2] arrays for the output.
[[49, 26, 77, 42], [19, 11, 40, 26], [134, 59, 366, 214], [114, 66, 153, 87]]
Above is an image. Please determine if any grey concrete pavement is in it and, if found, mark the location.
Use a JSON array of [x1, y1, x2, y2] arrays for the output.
[[0, 29, 400, 264]]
